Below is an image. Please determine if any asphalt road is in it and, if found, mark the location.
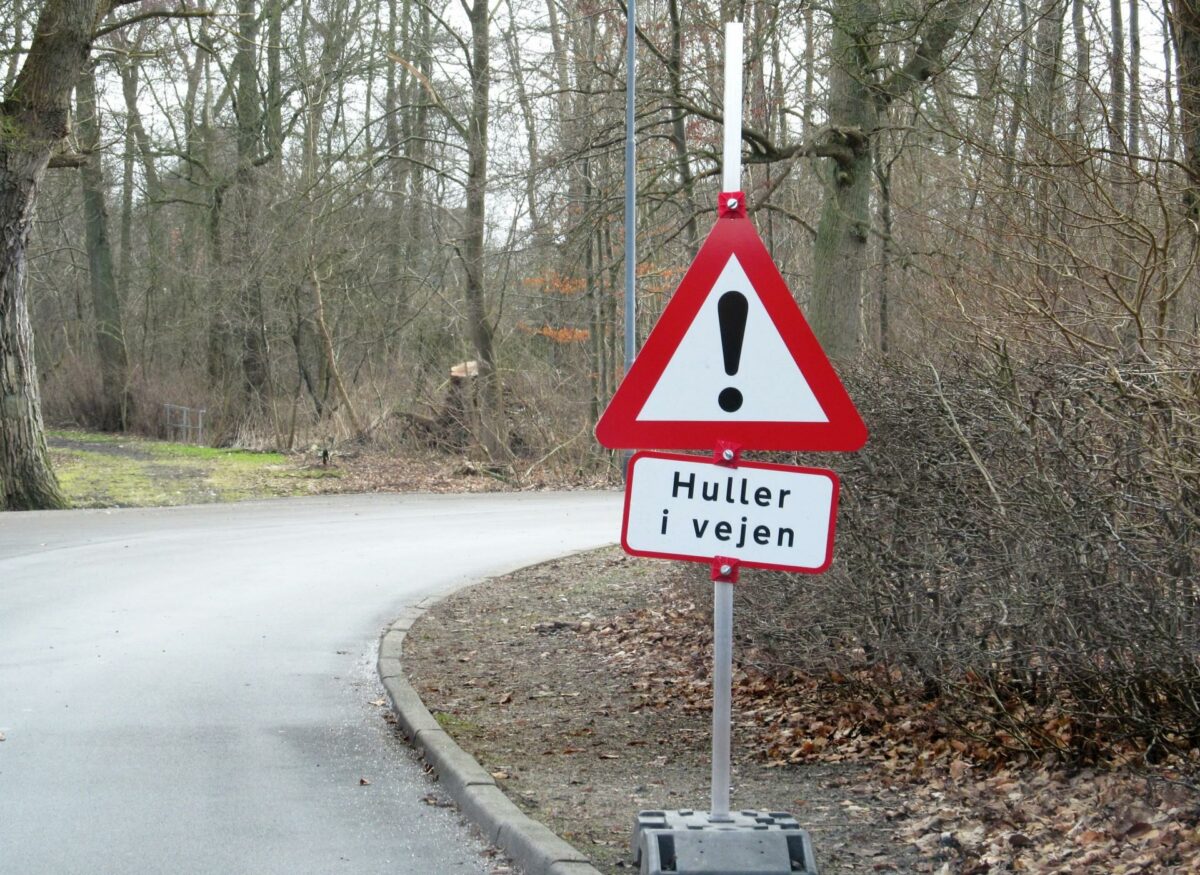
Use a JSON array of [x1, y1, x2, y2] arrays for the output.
[[0, 492, 621, 874]]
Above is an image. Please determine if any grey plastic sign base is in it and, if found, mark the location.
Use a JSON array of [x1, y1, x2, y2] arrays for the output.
[[632, 809, 819, 874]]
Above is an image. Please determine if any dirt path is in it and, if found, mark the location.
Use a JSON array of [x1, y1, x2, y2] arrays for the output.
[[403, 548, 920, 874]]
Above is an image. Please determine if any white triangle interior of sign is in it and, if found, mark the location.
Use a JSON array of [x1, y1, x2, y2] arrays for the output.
[[636, 255, 829, 423]]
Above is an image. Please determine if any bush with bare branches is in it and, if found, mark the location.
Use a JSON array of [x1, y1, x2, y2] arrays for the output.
[[739, 351, 1200, 762]]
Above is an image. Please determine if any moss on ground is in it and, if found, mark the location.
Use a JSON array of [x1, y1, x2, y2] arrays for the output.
[[52, 450, 165, 507], [48, 430, 340, 508]]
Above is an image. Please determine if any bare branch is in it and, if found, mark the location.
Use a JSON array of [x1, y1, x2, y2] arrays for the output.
[[94, 8, 212, 41]]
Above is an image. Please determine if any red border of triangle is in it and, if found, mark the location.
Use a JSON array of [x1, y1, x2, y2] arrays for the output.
[[595, 214, 867, 452]]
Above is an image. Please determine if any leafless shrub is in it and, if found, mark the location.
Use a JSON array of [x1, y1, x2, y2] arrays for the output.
[[738, 351, 1200, 761]]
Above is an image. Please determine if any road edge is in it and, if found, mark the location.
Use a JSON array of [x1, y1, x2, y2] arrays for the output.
[[378, 602, 605, 875]]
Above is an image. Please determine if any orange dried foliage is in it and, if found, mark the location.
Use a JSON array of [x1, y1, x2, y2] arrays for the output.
[[516, 321, 590, 344], [635, 263, 686, 296], [522, 271, 586, 296]]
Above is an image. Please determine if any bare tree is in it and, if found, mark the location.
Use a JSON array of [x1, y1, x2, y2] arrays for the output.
[[0, 0, 109, 510], [76, 60, 132, 431]]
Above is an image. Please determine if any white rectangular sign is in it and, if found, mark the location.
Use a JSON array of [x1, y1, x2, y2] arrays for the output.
[[621, 451, 839, 573]]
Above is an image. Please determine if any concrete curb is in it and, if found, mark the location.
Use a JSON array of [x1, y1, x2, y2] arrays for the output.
[[379, 605, 604, 875]]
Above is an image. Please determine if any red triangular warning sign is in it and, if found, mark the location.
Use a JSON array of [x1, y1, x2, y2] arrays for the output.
[[596, 208, 867, 452]]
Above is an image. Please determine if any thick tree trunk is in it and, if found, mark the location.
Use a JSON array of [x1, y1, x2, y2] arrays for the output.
[[77, 64, 131, 432], [808, 0, 878, 361], [1, 0, 109, 509], [1, 154, 68, 509]]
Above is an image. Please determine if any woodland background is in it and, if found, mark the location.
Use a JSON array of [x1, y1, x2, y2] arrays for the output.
[[2, 0, 1198, 758]]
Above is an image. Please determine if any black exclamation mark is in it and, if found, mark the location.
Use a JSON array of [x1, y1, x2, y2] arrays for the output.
[[717, 291, 748, 412]]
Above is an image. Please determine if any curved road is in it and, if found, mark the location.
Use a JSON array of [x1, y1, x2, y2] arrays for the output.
[[0, 492, 620, 874]]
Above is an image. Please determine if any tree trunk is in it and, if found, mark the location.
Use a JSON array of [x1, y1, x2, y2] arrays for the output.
[[384, 0, 410, 314], [808, 0, 972, 361], [1070, 0, 1089, 142], [874, 143, 894, 354], [666, 0, 699, 255], [802, 3, 816, 136], [463, 0, 508, 464], [266, 0, 283, 163], [77, 62, 131, 432], [1171, 0, 1200, 215], [399, 0, 431, 309], [1030, 0, 1066, 292], [232, 0, 271, 408], [503, 0, 541, 236], [1001, 0, 1031, 193], [118, 60, 134, 286], [0, 0, 109, 510], [308, 268, 363, 437], [1, 151, 69, 509], [3, 0, 23, 90], [808, 0, 878, 360], [1110, 0, 1128, 157], [1165, 13, 1179, 162], [1129, 0, 1142, 156], [117, 51, 164, 368]]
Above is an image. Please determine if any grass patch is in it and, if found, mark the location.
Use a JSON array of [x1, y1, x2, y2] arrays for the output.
[[53, 450, 164, 507], [48, 428, 130, 445], [47, 430, 336, 508], [433, 711, 483, 734], [146, 442, 287, 464]]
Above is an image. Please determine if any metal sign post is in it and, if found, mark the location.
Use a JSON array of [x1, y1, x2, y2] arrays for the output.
[[621, 0, 638, 483], [721, 21, 744, 196], [599, 20, 865, 874], [709, 19, 743, 825], [710, 561, 735, 820], [624, 0, 637, 376]]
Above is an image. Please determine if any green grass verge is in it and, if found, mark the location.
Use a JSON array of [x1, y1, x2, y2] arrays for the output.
[[48, 429, 341, 508]]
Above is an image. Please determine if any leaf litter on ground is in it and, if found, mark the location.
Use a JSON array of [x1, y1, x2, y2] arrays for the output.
[[404, 547, 1200, 874]]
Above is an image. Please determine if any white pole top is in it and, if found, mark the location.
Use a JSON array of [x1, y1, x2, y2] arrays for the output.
[[722, 21, 744, 194]]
